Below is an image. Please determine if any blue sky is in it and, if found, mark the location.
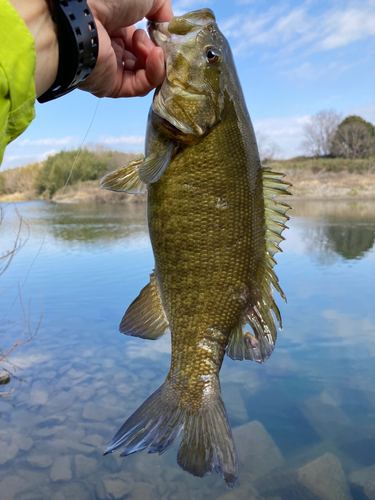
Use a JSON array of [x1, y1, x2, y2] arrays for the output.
[[2, 0, 374, 169]]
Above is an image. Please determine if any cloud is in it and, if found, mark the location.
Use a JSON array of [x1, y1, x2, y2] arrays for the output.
[[254, 114, 311, 158], [98, 135, 145, 145], [224, 1, 375, 56], [17, 136, 79, 148], [318, 5, 375, 50]]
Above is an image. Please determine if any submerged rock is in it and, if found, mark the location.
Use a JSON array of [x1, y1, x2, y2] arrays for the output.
[[222, 385, 248, 425], [74, 454, 97, 478], [349, 465, 375, 500], [26, 453, 53, 469], [50, 456, 72, 482], [217, 483, 261, 500], [0, 370, 11, 385], [0, 475, 26, 500], [127, 482, 155, 500], [297, 452, 353, 500], [232, 420, 285, 481], [104, 477, 134, 499], [0, 440, 19, 465], [302, 392, 351, 440]]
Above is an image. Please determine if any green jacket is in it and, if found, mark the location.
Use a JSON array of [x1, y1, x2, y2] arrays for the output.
[[0, 0, 36, 166]]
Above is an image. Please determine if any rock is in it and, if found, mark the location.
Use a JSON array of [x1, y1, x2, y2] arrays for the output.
[[217, 483, 261, 500], [104, 478, 134, 499], [50, 456, 72, 481], [254, 466, 322, 500], [222, 385, 248, 425], [26, 454, 53, 468], [37, 370, 57, 379], [0, 475, 26, 500], [128, 482, 155, 500], [71, 386, 95, 401], [74, 454, 97, 478], [12, 434, 34, 451], [81, 433, 103, 447], [58, 482, 91, 500], [48, 392, 73, 412], [0, 370, 11, 385], [349, 465, 375, 500], [0, 440, 19, 465], [232, 420, 285, 481], [302, 392, 351, 440], [29, 382, 49, 405], [51, 493, 65, 500], [116, 383, 132, 395], [139, 369, 155, 379], [37, 415, 66, 427], [67, 368, 86, 379], [297, 453, 352, 500], [96, 479, 107, 500], [82, 404, 108, 421]]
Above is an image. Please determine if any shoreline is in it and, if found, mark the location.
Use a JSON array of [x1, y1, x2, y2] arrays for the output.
[[1, 170, 375, 204]]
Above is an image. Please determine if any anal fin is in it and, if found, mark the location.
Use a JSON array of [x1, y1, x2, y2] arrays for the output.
[[120, 272, 169, 340], [227, 302, 278, 364]]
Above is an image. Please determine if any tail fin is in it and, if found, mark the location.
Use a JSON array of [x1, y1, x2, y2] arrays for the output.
[[104, 379, 238, 487]]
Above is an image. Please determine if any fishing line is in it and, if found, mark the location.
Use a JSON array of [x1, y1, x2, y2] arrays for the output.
[[1, 98, 100, 324]]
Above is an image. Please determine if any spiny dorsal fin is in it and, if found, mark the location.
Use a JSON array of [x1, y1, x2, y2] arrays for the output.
[[227, 166, 291, 363], [100, 157, 146, 193], [262, 167, 292, 199], [138, 143, 174, 184], [120, 272, 169, 340], [263, 166, 291, 300]]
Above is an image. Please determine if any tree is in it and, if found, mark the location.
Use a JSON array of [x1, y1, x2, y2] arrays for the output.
[[301, 110, 341, 156], [331, 115, 375, 159], [256, 131, 281, 161]]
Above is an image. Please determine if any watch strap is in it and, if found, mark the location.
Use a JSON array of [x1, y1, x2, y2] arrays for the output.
[[38, 0, 98, 103]]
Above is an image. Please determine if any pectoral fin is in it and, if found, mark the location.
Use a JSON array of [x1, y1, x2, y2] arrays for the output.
[[100, 157, 146, 193], [138, 143, 174, 184], [120, 272, 169, 340]]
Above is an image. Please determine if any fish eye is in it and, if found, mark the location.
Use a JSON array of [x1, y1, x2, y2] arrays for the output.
[[206, 47, 220, 64]]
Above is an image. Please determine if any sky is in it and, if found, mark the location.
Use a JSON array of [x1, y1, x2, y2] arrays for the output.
[[2, 0, 375, 170]]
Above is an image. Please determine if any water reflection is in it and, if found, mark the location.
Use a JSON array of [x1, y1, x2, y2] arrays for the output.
[[0, 199, 374, 500], [291, 200, 375, 262]]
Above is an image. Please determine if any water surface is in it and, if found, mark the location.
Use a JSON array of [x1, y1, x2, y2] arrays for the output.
[[0, 199, 374, 500]]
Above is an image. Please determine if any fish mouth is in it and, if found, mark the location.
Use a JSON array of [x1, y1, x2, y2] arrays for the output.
[[147, 8, 216, 47], [147, 20, 171, 48]]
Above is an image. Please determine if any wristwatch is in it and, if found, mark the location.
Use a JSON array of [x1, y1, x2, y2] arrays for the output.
[[38, 0, 99, 103]]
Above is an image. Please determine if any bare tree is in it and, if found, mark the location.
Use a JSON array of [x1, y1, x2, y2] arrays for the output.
[[301, 110, 341, 156], [331, 120, 375, 159], [0, 205, 42, 392], [256, 131, 281, 161]]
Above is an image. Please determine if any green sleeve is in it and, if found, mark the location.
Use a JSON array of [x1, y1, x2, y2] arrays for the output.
[[0, 0, 37, 166]]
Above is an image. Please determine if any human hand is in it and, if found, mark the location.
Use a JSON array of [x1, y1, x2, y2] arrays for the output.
[[80, 0, 173, 98]]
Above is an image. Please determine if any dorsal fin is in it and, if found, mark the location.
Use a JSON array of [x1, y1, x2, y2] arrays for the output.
[[226, 166, 291, 363]]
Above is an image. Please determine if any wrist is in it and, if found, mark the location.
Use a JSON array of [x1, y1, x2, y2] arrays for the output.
[[9, 0, 59, 98]]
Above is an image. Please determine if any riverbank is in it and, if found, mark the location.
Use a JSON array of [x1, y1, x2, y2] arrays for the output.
[[1, 157, 375, 203]]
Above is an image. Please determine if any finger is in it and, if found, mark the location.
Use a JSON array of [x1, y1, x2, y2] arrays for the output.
[[132, 29, 153, 67], [147, 0, 174, 23], [144, 46, 165, 88]]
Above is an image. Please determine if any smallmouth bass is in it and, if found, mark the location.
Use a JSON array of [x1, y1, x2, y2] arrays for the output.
[[102, 8, 291, 487]]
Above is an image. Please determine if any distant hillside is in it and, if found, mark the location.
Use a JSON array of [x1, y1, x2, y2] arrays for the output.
[[0, 148, 141, 203], [1, 151, 375, 202]]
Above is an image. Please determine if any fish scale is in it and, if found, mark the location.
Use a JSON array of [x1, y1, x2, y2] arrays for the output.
[[101, 8, 291, 487]]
